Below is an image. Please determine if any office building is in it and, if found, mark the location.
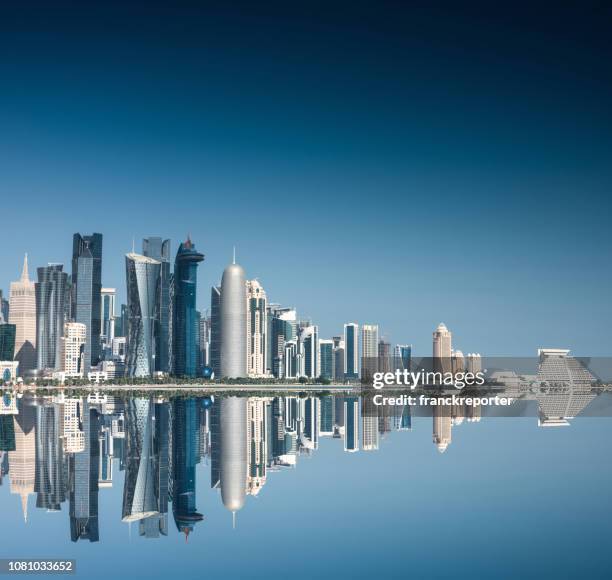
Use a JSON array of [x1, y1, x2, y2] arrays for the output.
[[319, 339, 333, 380], [35, 264, 68, 372], [142, 237, 172, 373], [361, 324, 379, 379], [433, 322, 452, 374], [0, 324, 16, 361], [72, 233, 103, 371], [125, 253, 161, 378], [62, 323, 87, 377], [210, 286, 222, 378], [172, 237, 204, 377], [100, 288, 116, 350], [343, 323, 359, 380], [246, 280, 267, 377]]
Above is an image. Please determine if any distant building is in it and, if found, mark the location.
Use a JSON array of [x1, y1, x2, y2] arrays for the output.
[[394, 344, 412, 371], [319, 340, 333, 380], [361, 324, 379, 380], [100, 288, 116, 351], [343, 323, 359, 380], [300, 325, 319, 379]]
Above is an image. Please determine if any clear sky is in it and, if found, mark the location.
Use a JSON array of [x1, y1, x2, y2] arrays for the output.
[[1, 1, 611, 355]]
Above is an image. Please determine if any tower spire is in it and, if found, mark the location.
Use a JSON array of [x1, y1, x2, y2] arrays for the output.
[[20, 253, 30, 282], [232, 511, 236, 529], [21, 492, 29, 523], [232, 246, 236, 265]]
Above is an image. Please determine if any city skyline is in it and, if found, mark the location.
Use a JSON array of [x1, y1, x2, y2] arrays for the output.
[[1, 3, 611, 357]]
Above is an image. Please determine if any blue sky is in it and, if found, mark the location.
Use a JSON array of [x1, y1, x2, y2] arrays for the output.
[[1, 2, 611, 355]]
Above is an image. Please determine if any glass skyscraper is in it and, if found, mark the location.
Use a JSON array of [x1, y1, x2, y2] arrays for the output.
[[125, 253, 161, 378], [172, 238, 204, 378], [142, 237, 172, 373], [35, 264, 68, 372], [72, 233, 103, 372]]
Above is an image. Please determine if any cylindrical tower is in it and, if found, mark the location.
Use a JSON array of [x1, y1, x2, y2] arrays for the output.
[[220, 261, 246, 379]]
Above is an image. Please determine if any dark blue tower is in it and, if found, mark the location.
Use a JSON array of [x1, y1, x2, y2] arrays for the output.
[[172, 237, 204, 377]]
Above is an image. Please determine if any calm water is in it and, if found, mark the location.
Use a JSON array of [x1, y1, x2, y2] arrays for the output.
[[0, 393, 611, 579]]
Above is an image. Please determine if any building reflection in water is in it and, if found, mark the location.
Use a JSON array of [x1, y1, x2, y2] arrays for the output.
[[0, 349, 609, 543]]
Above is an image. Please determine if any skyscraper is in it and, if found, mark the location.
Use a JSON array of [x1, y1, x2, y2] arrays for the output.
[[268, 306, 296, 378], [172, 238, 204, 378], [319, 340, 333, 380], [433, 323, 452, 374], [0, 289, 9, 323], [361, 324, 379, 380], [35, 264, 68, 372], [220, 397, 247, 522], [9, 255, 37, 375], [300, 325, 319, 379], [210, 286, 222, 378], [72, 233, 103, 371], [100, 288, 116, 351], [9, 402, 36, 522], [125, 253, 161, 378], [142, 237, 172, 373], [220, 256, 247, 379], [394, 344, 412, 371], [246, 280, 267, 377], [343, 323, 359, 380]]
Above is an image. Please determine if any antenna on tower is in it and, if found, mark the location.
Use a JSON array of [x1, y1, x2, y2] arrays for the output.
[[233, 246, 236, 265], [132, 237, 135, 253]]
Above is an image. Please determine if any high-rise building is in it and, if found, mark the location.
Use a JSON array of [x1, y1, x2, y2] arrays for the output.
[[198, 315, 210, 369], [433, 322, 452, 374], [246, 398, 268, 496], [35, 264, 68, 372], [343, 323, 359, 380], [300, 325, 319, 379], [332, 337, 345, 381], [378, 339, 391, 373], [268, 306, 296, 378], [125, 253, 161, 378], [61, 323, 87, 377], [246, 280, 267, 377], [72, 233, 103, 371], [0, 324, 16, 361], [100, 288, 116, 351], [172, 238, 204, 378], [210, 286, 222, 378], [319, 340, 333, 380], [142, 237, 171, 373], [361, 324, 379, 380], [220, 257, 247, 379], [9, 255, 37, 375]]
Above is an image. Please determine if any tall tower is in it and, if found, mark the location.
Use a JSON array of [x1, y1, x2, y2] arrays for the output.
[[9, 255, 37, 375], [142, 237, 171, 373], [343, 323, 359, 380], [433, 322, 452, 374], [220, 397, 247, 522], [100, 288, 116, 351], [35, 264, 68, 372], [172, 237, 204, 378], [246, 280, 267, 377], [361, 324, 379, 380], [220, 255, 247, 379], [210, 286, 222, 378], [125, 253, 161, 378], [72, 233, 103, 371]]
